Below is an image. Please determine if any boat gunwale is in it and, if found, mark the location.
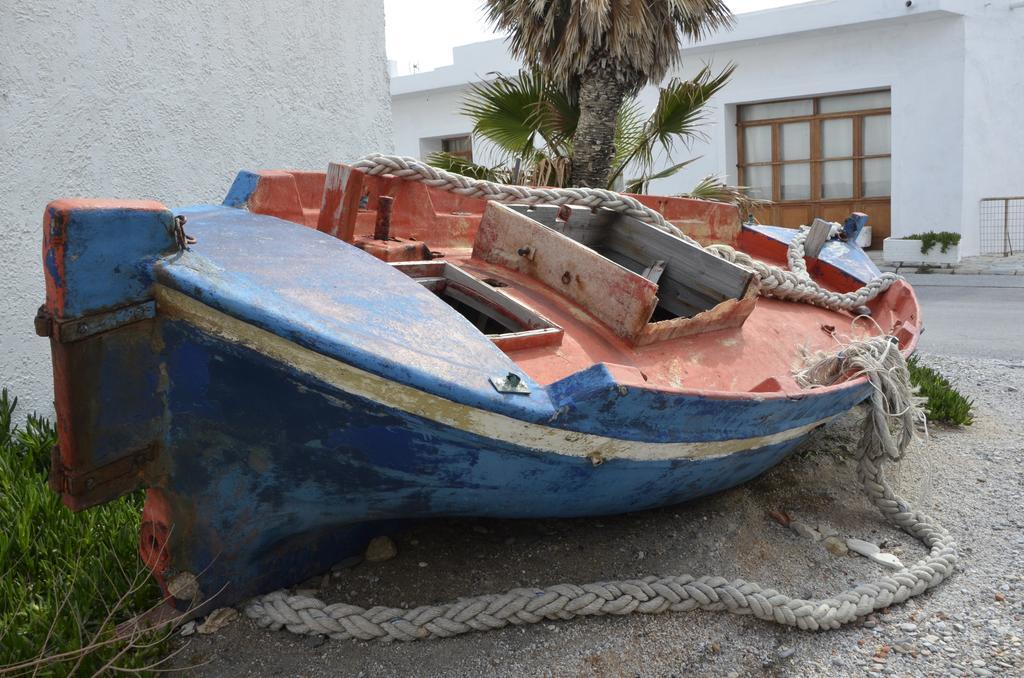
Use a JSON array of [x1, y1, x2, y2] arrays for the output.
[[152, 279, 909, 406], [162, 202, 920, 407], [154, 284, 862, 463]]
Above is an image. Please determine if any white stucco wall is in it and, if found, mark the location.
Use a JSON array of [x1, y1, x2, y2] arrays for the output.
[[392, 0, 1023, 257], [642, 10, 967, 245], [958, 1, 1024, 255], [393, 39, 521, 171], [0, 1, 393, 418]]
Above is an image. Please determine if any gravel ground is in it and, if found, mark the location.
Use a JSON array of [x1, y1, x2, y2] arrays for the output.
[[170, 354, 1023, 677]]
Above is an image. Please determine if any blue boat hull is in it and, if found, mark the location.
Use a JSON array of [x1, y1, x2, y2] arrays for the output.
[[147, 313, 867, 609]]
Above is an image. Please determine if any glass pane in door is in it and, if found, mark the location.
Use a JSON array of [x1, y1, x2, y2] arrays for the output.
[[822, 160, 853, 198], [822, 118, 853, 157], [819, 90, 891, 113], [743, 165, 772, 200], [743, 126, 772, 163], [780, 122, 810, 160], [739, 99, 813, 121], [781, 163, 811, 201], [863, 157, 891, 197], [863, 115, 891, 155]]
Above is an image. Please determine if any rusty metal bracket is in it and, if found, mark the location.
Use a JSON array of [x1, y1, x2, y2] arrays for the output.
[[172, 214, 196, 251], [374, 195, 395, 241], [50, 443, 157, 509], [36, 300, 156, 343], [34, 305, 52, 337]]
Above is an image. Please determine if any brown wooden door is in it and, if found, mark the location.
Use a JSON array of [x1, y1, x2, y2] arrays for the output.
[[738, 91, 892, 247]]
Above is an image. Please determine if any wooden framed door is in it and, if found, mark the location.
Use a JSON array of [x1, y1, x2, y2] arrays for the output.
[[737, 91, 892, 246]]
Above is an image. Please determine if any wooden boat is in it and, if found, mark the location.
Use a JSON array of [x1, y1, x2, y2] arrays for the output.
[[37, 162, 920, 614]]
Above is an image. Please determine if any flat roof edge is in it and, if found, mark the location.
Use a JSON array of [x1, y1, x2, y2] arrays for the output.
[[680, 4, 965, 54], [389, 1, 969, 96]]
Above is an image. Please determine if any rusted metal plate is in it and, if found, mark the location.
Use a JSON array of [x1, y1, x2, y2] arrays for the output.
[[50, 443, 156, 510], [53, 301, 156, 343], [353, 236, 432, 262]]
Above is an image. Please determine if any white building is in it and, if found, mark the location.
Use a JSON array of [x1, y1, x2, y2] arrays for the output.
[[392, 0, 1024, 255], [0, 1, 393, 417]]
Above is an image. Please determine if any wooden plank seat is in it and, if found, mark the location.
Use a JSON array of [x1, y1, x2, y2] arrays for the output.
[[473, 203, 757, 346]]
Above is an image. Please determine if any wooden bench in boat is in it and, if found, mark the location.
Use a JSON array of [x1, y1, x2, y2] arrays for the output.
[[390, 260, 564, 353], [472, 203, 757, 346]]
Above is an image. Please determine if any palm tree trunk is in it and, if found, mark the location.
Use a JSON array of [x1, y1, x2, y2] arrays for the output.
[[570, 64, 628, 188]]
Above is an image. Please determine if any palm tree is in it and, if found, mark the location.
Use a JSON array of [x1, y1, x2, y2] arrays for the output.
[[483, 0, 733, 188], [428, 69, 768, 213], [427, 65, 734, 191]]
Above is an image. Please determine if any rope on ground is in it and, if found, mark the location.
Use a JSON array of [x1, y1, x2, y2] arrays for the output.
[[244, 335, 957, 642], [349, 154, 902, 313]]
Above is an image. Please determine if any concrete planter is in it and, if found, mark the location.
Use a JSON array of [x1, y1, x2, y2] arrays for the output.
[[883, 237, 961, 266]]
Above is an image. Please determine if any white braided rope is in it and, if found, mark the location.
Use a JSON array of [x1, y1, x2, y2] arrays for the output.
[[245, 336, 957, 642], [349, 154, 902, 312]]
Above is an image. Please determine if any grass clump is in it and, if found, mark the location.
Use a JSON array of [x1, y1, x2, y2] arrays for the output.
[[908, 357, 975, 426], [906, 231, 961, 254], [0, 388, 169, 675]]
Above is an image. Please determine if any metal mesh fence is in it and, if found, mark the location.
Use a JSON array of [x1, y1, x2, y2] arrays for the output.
[[980, 197, 1024, 255]]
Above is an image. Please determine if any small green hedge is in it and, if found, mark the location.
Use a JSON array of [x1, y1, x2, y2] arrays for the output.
[[0, 389, 166, 675], [908, 357, 975, 426], [905, 231, 961, 254]]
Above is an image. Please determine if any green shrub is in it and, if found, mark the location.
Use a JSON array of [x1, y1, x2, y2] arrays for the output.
[[0, 389, 167, 675], [906, 231, 961, 254], [908, 357, 974, 426]]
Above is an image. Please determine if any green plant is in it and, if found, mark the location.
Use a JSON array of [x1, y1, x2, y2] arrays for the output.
[[0, 389, 171, 675], [907, 357, 974, 426], [906, 231, 961, 254], [679, 174, 770, 219], [483, 0, 732, 187], [427, 65, 762, 207]]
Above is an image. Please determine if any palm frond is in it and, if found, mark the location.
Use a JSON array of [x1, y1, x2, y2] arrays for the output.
[[484, 0, 733, 88], [607, 98, 647, 187], [460, 69, 578, 162], [682, 174, 771, 214], [425, 152, 508, 182], [531, 84, 579, 154], [625, 157, 700, 194], [461, 71, 548, 158], [605, 63, 733, 187], [640, 63, 735, 165]]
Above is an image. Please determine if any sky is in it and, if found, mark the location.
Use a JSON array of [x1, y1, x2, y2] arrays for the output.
[[384, 0, 810, 76]]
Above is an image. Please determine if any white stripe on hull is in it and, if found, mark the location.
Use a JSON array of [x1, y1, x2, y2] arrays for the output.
[[156, 285, 836, 462]]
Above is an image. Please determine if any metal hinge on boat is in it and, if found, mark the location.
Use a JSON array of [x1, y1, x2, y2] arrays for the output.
[[49, 444, 157, 508], [34, 300, 156, 343]]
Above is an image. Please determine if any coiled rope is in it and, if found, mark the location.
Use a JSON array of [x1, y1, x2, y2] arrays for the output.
[[245, 336, 957, 642], [348, 154, 901, 312]]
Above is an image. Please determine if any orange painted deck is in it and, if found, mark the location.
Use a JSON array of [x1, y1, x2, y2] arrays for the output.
[[232, 168, 920, 397]]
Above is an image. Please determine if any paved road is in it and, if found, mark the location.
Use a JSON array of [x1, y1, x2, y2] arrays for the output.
[[904, 274, 1024, 361]]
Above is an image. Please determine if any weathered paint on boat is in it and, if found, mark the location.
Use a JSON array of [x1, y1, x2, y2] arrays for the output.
[[743, 223, 882, 287], [39, 172, 921, 615]]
